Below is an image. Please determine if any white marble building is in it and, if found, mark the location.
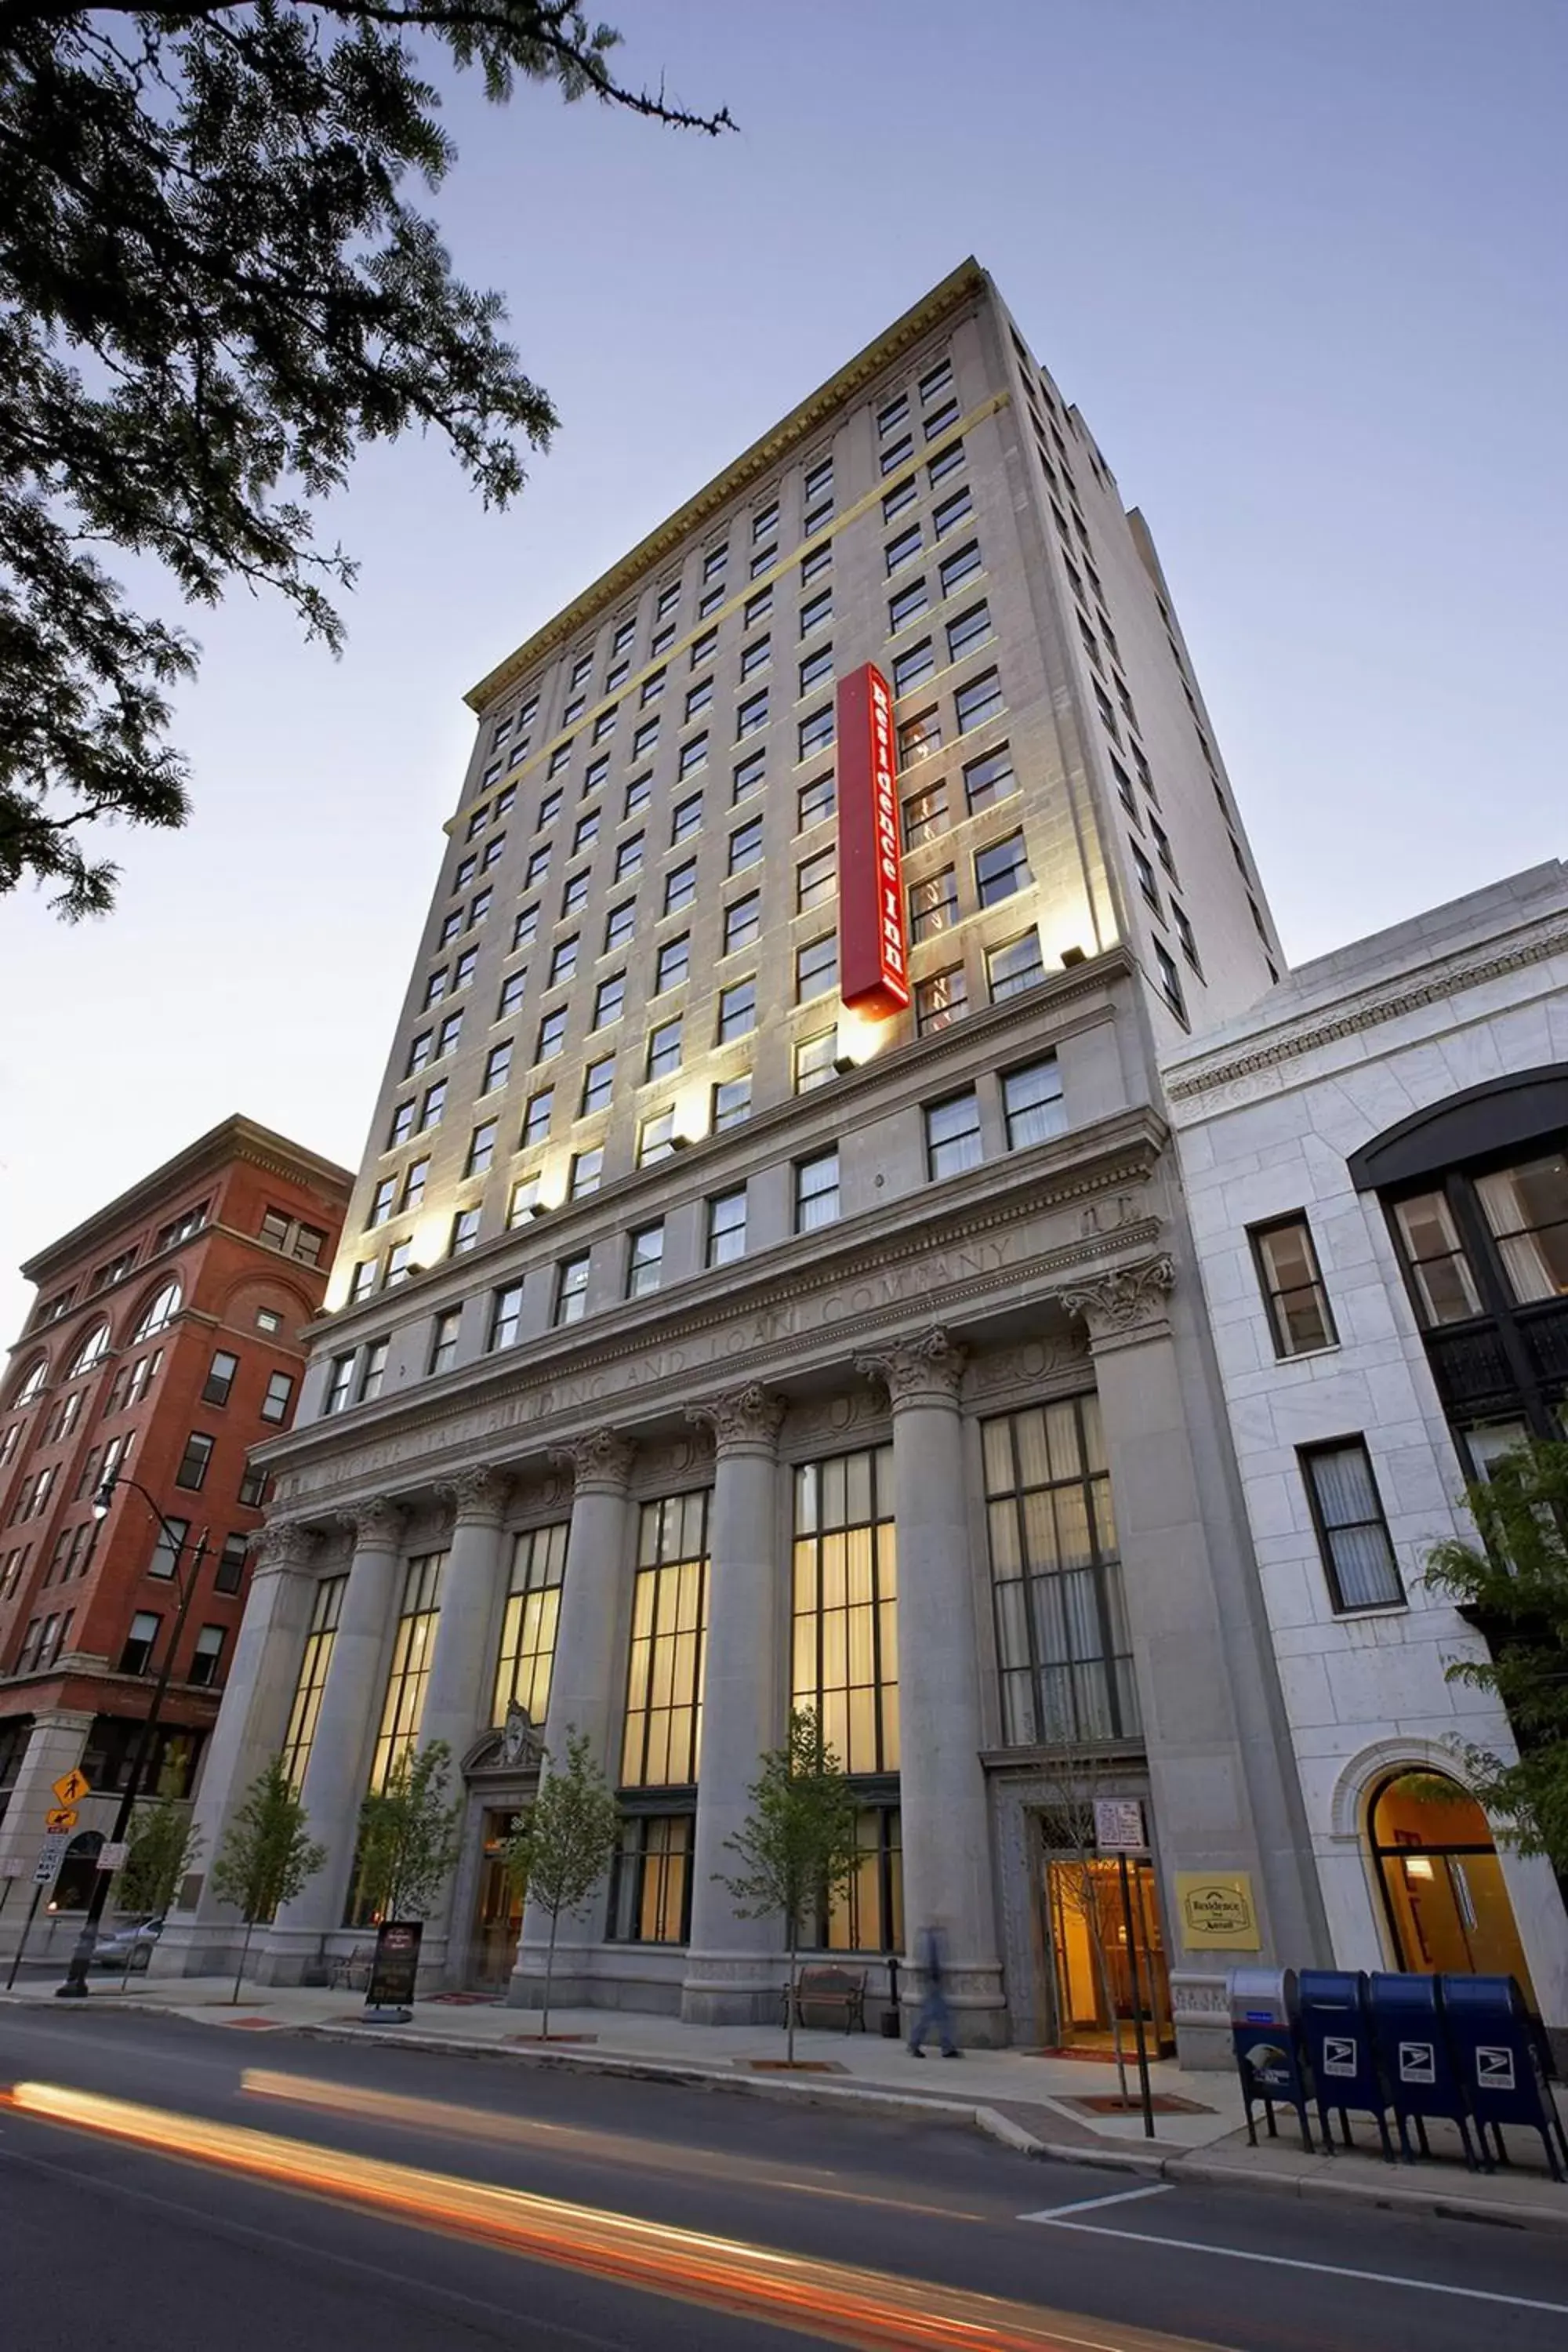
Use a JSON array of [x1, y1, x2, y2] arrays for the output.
[[1165, 861, 1568, 2056]]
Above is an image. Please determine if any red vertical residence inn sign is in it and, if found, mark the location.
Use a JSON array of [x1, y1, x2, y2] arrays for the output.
[[836, 663, 909, 1017]]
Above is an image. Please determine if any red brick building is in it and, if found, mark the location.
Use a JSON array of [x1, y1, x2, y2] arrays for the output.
[[0, 1117, 350, 1925]]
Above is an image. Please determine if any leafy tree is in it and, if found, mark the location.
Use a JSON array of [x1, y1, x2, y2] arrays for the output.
[[0, 5, 729, 915], [503, 1726, 617, 2038], [717, 1708, 860, 2063], [354, 1737, 463, 1926], [1424, 1437, 1568, 1873], [117, 1797, 203, 1921], [210, 1755, 326, 2002]]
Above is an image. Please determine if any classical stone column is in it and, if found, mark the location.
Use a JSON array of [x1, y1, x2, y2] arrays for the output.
[[1058, 1252, 1328, 2064], [680, 1385, 786, 2026], [509, 1428, 634, 2012], [261, 1496, 408, 1982], [151, 1519, 323, 1981], [415, 1465, 513, 1984], [856, 1327, 1008, 2047], [0, 1708, 97, 1959]]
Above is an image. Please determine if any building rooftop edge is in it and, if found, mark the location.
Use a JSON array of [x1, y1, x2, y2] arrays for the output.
[[18, 1115, 356, 1287], [463, 256, 989, 716]]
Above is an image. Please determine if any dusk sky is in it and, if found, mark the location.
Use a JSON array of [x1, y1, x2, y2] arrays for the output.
[[3, 0, 1564, 1341]]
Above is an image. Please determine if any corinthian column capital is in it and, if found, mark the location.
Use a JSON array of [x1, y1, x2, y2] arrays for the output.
[[1058, 1253, 1176, 1343], [687, 1385, 787, 1457], [855, 1327, 967, 1409], [550, 1427, 637, 1495], [436, 1463, 513, 1527], [247, 1519, 319, 1576], [340, 1494, 408, 1551]]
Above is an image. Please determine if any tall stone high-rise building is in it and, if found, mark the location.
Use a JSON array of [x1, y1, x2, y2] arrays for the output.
[[157, 260, 1324, 2056]]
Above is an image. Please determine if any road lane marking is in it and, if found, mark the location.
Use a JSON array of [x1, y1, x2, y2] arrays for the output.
[[1016, 2212, 1568, 2317], [1018, 2185, 1174, 2220]]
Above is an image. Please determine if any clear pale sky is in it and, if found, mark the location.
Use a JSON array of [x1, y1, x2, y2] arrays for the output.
[[3, 0, 1564, 1341]]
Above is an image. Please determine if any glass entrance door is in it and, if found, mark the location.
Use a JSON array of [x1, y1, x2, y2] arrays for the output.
[[470, 1808, 524, 1991], [1370, 1772, 1537, 1998], [1043, 1849, 1174, 2056]]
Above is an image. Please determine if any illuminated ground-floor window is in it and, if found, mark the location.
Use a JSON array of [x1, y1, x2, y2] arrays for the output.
[[607, 1812, 692, 1943]]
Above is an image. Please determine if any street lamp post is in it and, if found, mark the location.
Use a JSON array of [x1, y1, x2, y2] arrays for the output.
[[55, 1475, 209, 1999]]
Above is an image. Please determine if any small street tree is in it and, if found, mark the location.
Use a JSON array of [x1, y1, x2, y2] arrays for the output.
[[1423, 1437, 1568, 1873], [717, 1709, 860, 2063], [117, 1798, 202, 1922], [354, 1739, 463, 1927], [210, 1757, 326, 2003], [503, 1729, 618, 2038]]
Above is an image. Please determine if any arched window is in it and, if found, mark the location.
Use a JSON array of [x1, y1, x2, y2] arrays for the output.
[[133, 1280, 182, 1341], [1369, 1770, 1537, 1997], [66, 1323, 110, 1377], [11, 1356, 48, 1407]]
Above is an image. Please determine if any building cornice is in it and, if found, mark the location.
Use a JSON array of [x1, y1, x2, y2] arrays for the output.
[[1165, 913, 1568, 1105], [463, 260, 989, 715]]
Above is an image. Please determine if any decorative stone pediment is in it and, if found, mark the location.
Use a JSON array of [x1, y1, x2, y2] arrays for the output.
[[463, 1703, 546, 1780]]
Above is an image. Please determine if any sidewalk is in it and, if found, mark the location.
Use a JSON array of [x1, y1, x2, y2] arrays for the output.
[[5, 1975, 1565, 2231]]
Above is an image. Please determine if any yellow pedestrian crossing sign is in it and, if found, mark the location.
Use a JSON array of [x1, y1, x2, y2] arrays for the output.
[[52, 1769, 90, 1805]]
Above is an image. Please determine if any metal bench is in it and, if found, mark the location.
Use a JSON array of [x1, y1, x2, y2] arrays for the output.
[[782, 1965, 868, 2034], [326, 1947, 373, 1991]]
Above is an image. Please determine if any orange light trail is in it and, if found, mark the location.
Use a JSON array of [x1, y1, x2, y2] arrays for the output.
[[4, 2079, 1224, 2352]]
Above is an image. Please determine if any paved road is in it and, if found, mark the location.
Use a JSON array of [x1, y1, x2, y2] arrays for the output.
[[2, 2005, 1567, 2351]]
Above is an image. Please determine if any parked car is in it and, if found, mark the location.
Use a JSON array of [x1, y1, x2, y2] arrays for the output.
[[93, 1916, 163, 1972]]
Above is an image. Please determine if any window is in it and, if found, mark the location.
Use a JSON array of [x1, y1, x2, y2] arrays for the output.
[[698, 584, 724, 619], [147, 1515, 191, 1579], [513, 905, 539, 949], [538, 788, 564, 829], [938, 540, 982, 599], [572, 811, 599, 855], [898, 706, 941, 766], [440, 910, 462, 946], [508, 1173, 542, 1225], [535, 1007, 567, 1061], [187, 1624, 224, 1690], [592, 705, 617, 744], [492, 1523, 568, 1730], [121, 1612, 161, 1678], [562, 695, 585, 727], [1003, 1056, 1067, 1149], [155, 1202, 208, 1252], [384, 1239, 414, 1287], [975, 829, 1030, 906], [909, 866, 958, 942], [798, 703, 835, 759], [733, 748, 767, 803], [728, 818, 763, 875], [1253, 1216, 1338, 1358], [469, 886, 492, 927], [1152, 938, 1185, 1019], [561, 867, 590, 917], [797, 846, 836, 911], [581, 1054, 615, 1115], [792, 1446, 898, 1774], [405, 1030, 434, 1077], [801, 539, 833, 586], [347, 1261, 376, 1304], [201, 1349, 239, 1407], [615, 831, 644, 878], [570, 651, 593, 689], [1475, 1154, 1568, 1304], [482, 1040, 513, 1094], [412, 1080, 445, 1134], [554, 1254, 590, 1327], [665, 858, 697, 912], [656, 579, 681, 619], [1301, 1440, 1404, 1610], [955, 667, 1004, 733], [916, 964, 967, 1035], [928, 437, 965, 484], [604, 898, 636, 953], [622, 1491, 710, 1788], [131, 1281, 182, 1343], [740, 634, 771, 680], [612, 616, 636, 656], [367, 1552, 445, 1791], [1131, 840, 1160, 909], [548, 938, 579, 989], [964, 742, 1016, 812], [919, 357, 953, 405], [490, 1283, 525, 1351], [880, 430, 913, 474], [1151, 818, 1178, 881], [670, 793, 702, 846], [796, 932, 838, 1000], [902, 781, 948, 849], [702, 544, 727, 584], [465, 1120, 498, 1177], [804, 455, 833, 504], [92, 1247, 137, 1293], [736, 689, 769, 739], [641, 667, 666, 705], [706, 1189, 746, 1267], [626, 1223, 665, 1298], [496, 969, 525, 1021], [593, 972, 625, 1028], [638, 1108, 678, 1165], [238, 1466, 268, 1508], [794, 1029, 837, 1094], [882, 477, 916, 521], [803, 499, 833, 537], [713, 1074, 752, 1130], [796, 1149, 840, 1232], [521, 1087, 554, 1146], [877, 392, 909, 437], [745, 586, 772, 627], [427, 1307, 462, 1377], [885, 524, 922, 575], [653, 937, 691, 1000], [685, 677, 713, 723], [569, 1147, 604, 1199], [925, 1091, 982, 1181], [946, 601, 993, 662], [437, 1010, 464, 1058], [933, 486, 972, 538], [985, 1396, 1138, 1743], [647, 1017, 683, 1079], [1094, 680, 1120, 741], [797, 644, 833, 697], [893, 637, 935, 695], [800, 588, 832, 637], [214, 1531, 249, 1594], [174, 1432, 214, 1491], [798, 771, 835, 829], [724, 891, 760, 953], [1171, 902, 1201, 972], [753, 499, 779, 545], [975, 913, 1044, 998], [259, 1370, 293, 1426], [717, 978, 756, 1041], [888, 577, 928, 633], [452, 948, 478, 991]]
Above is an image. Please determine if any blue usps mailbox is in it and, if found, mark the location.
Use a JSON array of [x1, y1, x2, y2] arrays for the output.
[[1439, 1975, 1567, 2180], [1229, 1967, 1314, 2153], [1367, 1972, 1478, 2169], [1298, 1969, 1394, 2161]]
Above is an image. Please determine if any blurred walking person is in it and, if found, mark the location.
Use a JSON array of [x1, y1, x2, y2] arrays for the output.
[[908, 1920, 960, 2057]]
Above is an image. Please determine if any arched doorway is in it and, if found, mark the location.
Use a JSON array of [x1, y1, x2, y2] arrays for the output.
[[1369, 1771, 1537, 1999]]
